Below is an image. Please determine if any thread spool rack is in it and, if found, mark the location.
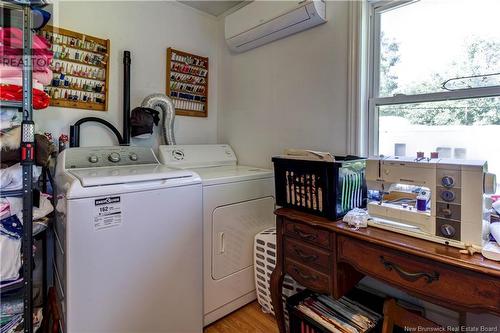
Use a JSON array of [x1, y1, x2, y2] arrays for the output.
[[38, 25, 110, 111], [166, 47, 208, 117]]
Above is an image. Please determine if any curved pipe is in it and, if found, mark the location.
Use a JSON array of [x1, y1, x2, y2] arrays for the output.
[[140, 93, 176, 145], [69, 117, 124, 147]]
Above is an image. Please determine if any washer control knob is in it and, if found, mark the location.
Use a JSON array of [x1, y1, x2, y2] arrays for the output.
[[129, 153, 138, 161], [172, 150, 184, 160], [88, 155, 99, 163], [108, 152, 121, 163], [441, 176, 455, 188], [440, 224, 456, 238]]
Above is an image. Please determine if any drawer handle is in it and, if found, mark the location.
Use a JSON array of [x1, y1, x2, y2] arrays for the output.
[[293, 226, 317, 241], [294, 248, 319, 262], [292, 266, 318, 281], [380, 256, 439, 284]]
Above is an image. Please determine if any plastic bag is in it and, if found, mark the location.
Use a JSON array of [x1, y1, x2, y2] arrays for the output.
[[342, 208, 371, 230]]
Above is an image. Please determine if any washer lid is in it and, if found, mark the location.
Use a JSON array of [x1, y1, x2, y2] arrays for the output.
[[69, 164, 196, 187], [190, 165, 273, 186]]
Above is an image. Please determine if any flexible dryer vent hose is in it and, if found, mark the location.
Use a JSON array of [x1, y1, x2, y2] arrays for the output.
[[140, 93, 176, 145]]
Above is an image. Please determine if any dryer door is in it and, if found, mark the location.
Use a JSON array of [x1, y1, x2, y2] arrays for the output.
[[212, 197, 275, 280]]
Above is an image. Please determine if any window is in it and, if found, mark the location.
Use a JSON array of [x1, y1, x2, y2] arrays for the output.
[[368, 0, 500, 186]]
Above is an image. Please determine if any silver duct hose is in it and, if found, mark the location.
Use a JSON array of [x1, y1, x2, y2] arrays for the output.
[[140, 93, 176, 145]]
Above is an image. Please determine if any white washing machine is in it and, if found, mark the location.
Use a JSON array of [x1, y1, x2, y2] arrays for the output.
[[54, 146, 203, 333], [158, 144, 275, 325]]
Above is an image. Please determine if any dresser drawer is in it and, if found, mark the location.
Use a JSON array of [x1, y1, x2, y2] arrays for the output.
[[285, 259, 331, 294], [284, 219, 331, 249], [337, 236, 500, 310], [285, 237, 331, 274]]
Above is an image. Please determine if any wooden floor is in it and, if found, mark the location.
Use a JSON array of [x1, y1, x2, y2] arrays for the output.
[[204, 302, 279, 333]]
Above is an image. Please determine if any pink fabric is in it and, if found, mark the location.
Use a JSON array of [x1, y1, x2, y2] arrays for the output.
[[0, 52, 52, 72], [0, 27, 50, 50], [0, 64, 52, 85], [0, 28, 53, 72], [0, 198, 10, 220]]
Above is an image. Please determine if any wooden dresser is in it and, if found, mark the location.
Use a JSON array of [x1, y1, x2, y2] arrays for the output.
[[270, 208, 500, 333]]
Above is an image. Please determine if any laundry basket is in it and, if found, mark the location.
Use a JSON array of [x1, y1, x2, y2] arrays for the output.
[[254, 227, 304, 328]]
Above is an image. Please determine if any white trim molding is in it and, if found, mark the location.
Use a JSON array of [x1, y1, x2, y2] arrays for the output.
[[346, 0, 369, 156]]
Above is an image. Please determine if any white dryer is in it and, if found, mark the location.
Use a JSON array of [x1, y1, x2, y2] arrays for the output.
[[54, 146, 203, 333], [158, 144, 275, 325]]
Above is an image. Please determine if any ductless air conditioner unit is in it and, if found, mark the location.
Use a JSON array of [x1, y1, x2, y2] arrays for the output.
[[225, 0, 327, 53]]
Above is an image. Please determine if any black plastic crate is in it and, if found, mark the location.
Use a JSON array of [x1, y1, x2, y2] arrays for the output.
[[272, 156, 367, 220]]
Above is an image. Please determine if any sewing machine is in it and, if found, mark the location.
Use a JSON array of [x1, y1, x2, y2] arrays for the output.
[[366, 156, 497, 249]]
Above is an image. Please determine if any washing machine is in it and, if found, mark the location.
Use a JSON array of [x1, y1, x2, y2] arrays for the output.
[[54, 146, 203, 333], [158, 144, 275, 325]]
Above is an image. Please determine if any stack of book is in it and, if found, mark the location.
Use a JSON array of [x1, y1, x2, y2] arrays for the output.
[[294, 293, 382, 333]]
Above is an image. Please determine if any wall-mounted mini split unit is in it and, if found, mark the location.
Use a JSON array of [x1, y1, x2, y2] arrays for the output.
[[225, 0, 327, 53]]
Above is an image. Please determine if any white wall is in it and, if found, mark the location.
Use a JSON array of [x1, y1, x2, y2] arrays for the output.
[[217, 1, 350, 168], [216, 1, 500, 326], [34, 1, 218, 148]]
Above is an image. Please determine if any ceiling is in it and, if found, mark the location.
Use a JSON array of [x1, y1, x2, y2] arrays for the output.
[[178, 1, 246, 16]]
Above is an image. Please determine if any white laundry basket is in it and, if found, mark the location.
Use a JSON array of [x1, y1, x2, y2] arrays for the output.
[[254, 227, 304, 327]]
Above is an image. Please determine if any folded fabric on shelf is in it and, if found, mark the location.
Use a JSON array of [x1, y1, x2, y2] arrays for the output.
[[0, 126, 20, 151], [7, 193, 53, 221], [1, 296, 23, 317], [0, 28, 53, 73], [0, 84, 50, 109], [0, 215, 22, 283], [0, 78, 44, 91], [0, 108, 21, 131], [0, 8, 51, 31], [0, 277, 22, 290], [0, 198, 10, 219], [0, 313, 23, 333], [0, 64, 52, 86], [0, 163, 42, 191], [0, 53, 52, 73], [0, 27, 51, 51]]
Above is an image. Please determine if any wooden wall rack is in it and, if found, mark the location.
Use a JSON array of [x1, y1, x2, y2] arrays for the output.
[[39, 25, 110, 111], [166, 47, 208, 117]]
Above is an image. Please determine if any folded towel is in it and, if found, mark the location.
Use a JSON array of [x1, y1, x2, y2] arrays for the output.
[[0, 64, 53, 85], [0, 27, 51, 50], [0, 126, 21, 151], [0, 108, 21, 131], [0, 77, 44, 91], [0, 163, 42, 191], [7, 193, 53, 221], [0, 215, 22, 283]]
